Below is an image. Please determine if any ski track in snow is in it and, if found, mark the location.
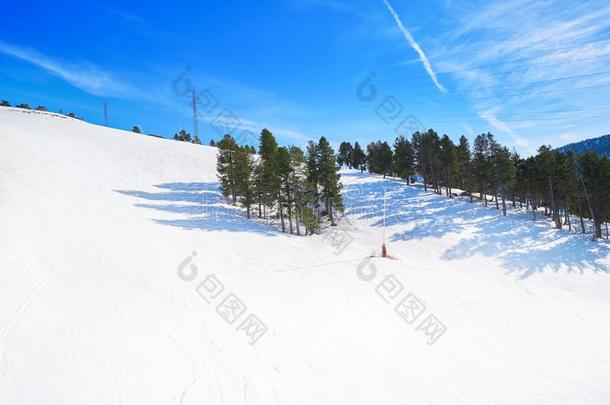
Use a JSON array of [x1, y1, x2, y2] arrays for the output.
[[1, 106, 610, 404]]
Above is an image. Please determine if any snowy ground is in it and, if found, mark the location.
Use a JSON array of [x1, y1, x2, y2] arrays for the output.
[[1, 106, 609, 404]]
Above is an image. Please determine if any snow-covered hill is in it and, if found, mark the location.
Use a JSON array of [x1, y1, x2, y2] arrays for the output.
[[1, 106, 610, 404]]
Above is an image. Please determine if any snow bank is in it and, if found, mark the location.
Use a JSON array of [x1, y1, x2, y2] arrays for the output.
[[1, 106, 609, 404]]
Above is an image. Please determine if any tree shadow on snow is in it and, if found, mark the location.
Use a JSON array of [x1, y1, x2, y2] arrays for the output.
[[115, 182, 277, 235], [342, 178, 610, 279]]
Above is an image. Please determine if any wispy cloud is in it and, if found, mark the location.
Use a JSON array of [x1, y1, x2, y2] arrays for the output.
[[479, 108, 533, 153], [0, 40, 146, 99], [427, 0, 610, 154], [382, 0, 447, 93]]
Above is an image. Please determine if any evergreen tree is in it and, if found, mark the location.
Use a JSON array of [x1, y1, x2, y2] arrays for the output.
[[456, 135, 473, 201], [289, 146, 306, 236], [234, 146, 256, 218], [173, 129, 192, 142], [367, 141, 392, 178], [132, 126, 141, 134], [318, 136, 343, 225], [495, 146, 516, 216], [351, 142, 367, 172], [393, 136, 415, 183], [258, 128, 280, 220], [0, 100, 9, 107], [305, 140, 321, 224], [537, 145, 562, 228], [439, 134, 457, 197], [472, 133, 491, 205], [216, 134, 239, 204], [412, 130, 440, 192], [209, 139, 217, 147], [337, 142, 354, 168], [276, 146, 292, 232], [487, 133, 502, 209], [192, 135, 202, 144], [578, 151, 610, 239]]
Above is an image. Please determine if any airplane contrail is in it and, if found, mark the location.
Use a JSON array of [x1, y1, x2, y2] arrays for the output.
[[382, 0, 447, 94]]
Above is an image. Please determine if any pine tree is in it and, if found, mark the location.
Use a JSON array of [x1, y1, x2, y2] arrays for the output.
[[305, 140, 321, 224], [537, 145, 562, 228], [351, 142, 367, 172], [174, 129, 192, 142], [456, 135, 472, 201], [209, 139, 217, 147], [337, 142, 354, 168], [289, 146, 306, 236], [234, 146, 256, 218], [132, 126, 141, 134], [276, 146, 292, 232], [578, 151, 610, 239], [439, 135, 457, 197], [366, 141, 392, 178], [393, 136, 415, 183], [192, 135, 202, 144], [487, 133, 502, 209], [412, 130, 440, 192], [495, 146, 516, 216], [216, 134, 239, 205], [318, 137, 343, 225], [472, 133, 491, 205], [258, 128, 279, 220]]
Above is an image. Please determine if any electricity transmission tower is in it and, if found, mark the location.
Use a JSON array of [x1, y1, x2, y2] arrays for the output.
[[191, 88, 199, 140]]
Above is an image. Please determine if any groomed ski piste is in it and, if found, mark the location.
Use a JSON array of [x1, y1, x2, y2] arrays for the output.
[[1, 106, 609, 404]]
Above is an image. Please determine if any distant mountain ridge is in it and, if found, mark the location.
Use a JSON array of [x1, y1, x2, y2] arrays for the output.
[[556, 134, 610, 156]]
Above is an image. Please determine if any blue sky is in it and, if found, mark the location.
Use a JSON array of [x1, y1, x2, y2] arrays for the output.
[[2, 0, 610, 155]]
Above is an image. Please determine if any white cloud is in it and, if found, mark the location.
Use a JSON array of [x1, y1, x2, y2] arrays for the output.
[[382, 0, 447, 93], [427, 0, 610, 154], [479, 109, 533, 153], [0, 40, 146, 99]]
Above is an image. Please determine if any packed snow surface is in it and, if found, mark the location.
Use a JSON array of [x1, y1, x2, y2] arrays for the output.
[[1, 107, 609, 404]]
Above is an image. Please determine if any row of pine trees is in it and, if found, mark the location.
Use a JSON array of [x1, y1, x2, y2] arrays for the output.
[[216, 129, 343, 235], [337, 130, 610, 240]]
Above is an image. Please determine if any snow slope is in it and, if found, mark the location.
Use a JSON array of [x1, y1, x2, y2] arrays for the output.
[[1, 106, 610, 404]]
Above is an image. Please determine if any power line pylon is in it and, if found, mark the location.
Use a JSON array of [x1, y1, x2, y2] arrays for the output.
[[191, 88, 199, 139]]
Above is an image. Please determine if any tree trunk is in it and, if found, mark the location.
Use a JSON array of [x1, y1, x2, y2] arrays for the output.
[[278, 193, 285, 232], [501, 193, 507, 216], [580, 216, 585, 234], [287, 195, 293, 235], [548, 174, 561, 229], [595, 220, 602, 239], [580, 175, 597, 240]]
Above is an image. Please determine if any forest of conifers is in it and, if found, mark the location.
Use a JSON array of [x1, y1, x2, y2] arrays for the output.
[[216, 127, 610, 240]]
